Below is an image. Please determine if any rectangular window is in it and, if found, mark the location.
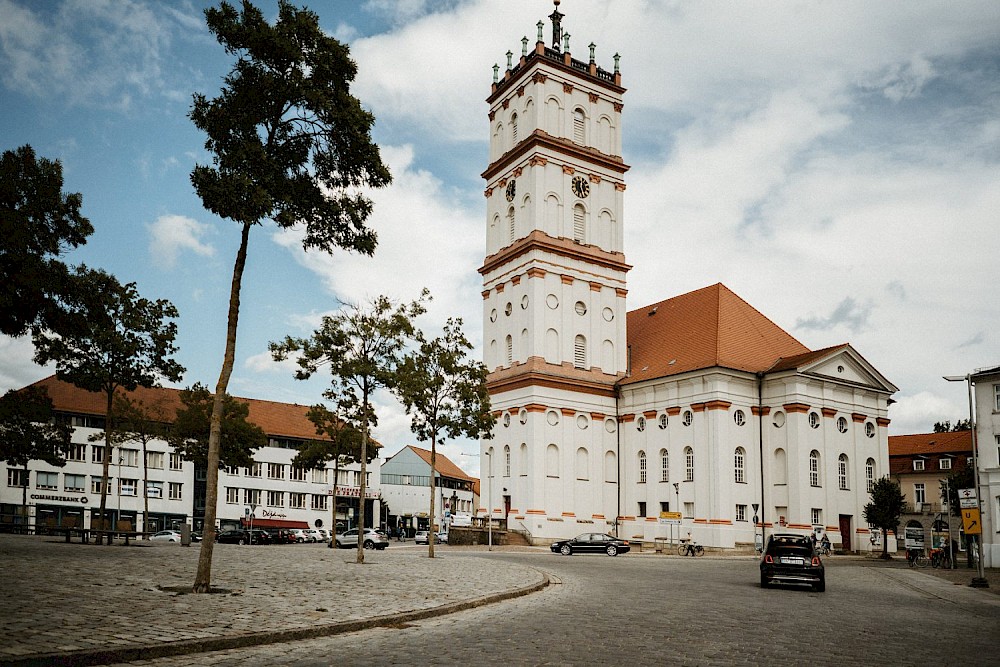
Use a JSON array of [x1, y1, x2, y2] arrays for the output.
[[940, 458, 952, 470], [7, 468, 28, 487], [246, 462, 262, 478], [168, 482, 182, 500], [91, 476, 105, 494], [573, 336, 586, 369], [224, 466, 239, 475], [267, 463, 284, 480], [169, 453, 183, 470], [92, 445, 105, 464], [146, 451, 164, 469], [290, 467, 307, 482], [995, 383, 1000, 411], [683, 502, 694, 519], [146, 481, 163, 498], [573, 207, 585, 242], [225, 487, 239, 504], [736, 504, 747, 522], [267, 490, 284, 507], [36, 471, 59, 490], [64, 474, 85, 492], [660, 501, 670, 513], [914, 483, 926, 505], [913, 459, 925, 471], [638, 501, 646, 518], [120, 449, 139, 467], [243, 488, 261, 506], [66, 443, 86, 462], [811, 508, 822, 526], [312, 469, 328, 484], [639, 455, 647, 484], [119, 479, 137, 496], [289, 492, 306, 509], [311, 494, 328, 511]]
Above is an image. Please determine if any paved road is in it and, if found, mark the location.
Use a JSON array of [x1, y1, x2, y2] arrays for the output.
[[111, 552, 1000, 666]]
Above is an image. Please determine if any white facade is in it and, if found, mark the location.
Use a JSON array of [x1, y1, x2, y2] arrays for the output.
[[379, 446, 475, 533], [479, 8, 896, 552], [972, 366, 1000, 567]]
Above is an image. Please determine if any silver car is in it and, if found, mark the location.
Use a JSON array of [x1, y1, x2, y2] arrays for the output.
[[333, 528, 388, 550]]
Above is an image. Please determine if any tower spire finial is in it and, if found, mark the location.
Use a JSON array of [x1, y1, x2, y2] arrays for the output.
[[549, 0, 564, 52]]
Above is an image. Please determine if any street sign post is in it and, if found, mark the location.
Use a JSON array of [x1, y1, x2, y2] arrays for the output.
[[962, 508, 982, 535]]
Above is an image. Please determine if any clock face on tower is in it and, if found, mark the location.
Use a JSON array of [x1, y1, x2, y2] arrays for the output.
[[505, 180, 516, 202], [571, 175, 590, 198]]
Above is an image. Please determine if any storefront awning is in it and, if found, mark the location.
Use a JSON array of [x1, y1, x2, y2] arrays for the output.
[[241, 518, 310, 529]]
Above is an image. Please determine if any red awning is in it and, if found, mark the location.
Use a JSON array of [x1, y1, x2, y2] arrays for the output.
[[241, 518, 309, 529]]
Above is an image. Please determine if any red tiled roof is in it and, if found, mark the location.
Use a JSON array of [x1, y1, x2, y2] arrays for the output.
[[767, 344, 850, 373], [888, 431, 972, 457], [27, 375, 332, 442], [406, 445, 475, 482], [623, 283, 809, 384]]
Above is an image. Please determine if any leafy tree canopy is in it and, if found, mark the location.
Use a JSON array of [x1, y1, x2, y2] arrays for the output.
[[0, 145, 94, 337], [863, 476, 906, 557], [167, 383, 266, 469], [291, 404, 372, 472], [0, 386, 71, 468], [941, 465, 975, 517], [933, 419, 970, 432], [96, 394, 172, 446]]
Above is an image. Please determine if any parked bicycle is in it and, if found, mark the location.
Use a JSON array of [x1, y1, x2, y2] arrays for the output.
[[678, 540, 705, 557], [930, 548, 951, 569], [815, 543, 832, 556], [906, 547, 928, 567]]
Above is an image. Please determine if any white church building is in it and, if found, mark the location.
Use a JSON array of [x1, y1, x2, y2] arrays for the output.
[[479, 4, 897, 552]]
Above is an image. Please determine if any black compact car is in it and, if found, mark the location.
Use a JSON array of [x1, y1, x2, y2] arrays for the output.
[[760, 533, 825, 592], [216, 528, 270, 545], [550, 532, 630, 556]]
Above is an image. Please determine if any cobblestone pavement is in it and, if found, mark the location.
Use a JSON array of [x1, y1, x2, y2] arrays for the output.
[[107, 552, 1000, 667], [0, 535, 545, 666]]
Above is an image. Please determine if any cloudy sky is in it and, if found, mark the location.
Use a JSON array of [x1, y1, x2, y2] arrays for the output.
[[2, 0, 998, 478]]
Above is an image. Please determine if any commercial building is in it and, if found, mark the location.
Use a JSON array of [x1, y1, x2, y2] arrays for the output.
[[380, 445, 476, 536], [1, 376, 382, 534], [479, 5, 896, 551], [970, 365, 1000, 567]]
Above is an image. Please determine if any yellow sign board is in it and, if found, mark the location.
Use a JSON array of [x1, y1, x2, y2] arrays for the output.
[[961, 508, 982, 535], [659, 512, 682, 520]]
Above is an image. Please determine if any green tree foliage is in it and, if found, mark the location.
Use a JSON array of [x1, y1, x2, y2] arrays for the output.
[[0, 145, 94, 337], [863, 476, 906, 559], [271, 292, 427, 563], [932, 419, 971, 432], [0, 387, 72, 517], [395, 318, 495, 557], [167, 384, 266, 470], [941, 465, 975, 517], [189, 0, 390, 592], [32, 267, 183, 542]]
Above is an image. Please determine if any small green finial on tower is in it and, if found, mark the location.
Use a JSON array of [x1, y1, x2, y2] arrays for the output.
[[613, 53, 621, 74], [506, 50, 513, 69], [536, 20, 544, 43], [493, 63, 500, 83], [522, 36, 529, 57], [589, 42, 596, 63], [563, 32, 570, 53]]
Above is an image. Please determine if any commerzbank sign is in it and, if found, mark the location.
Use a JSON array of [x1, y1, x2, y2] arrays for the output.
[[30, 494, 89, 504]]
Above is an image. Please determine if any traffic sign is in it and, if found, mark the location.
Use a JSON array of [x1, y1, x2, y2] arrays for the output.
[[962, 508, 982, 535], [658, 511, 682, 525]]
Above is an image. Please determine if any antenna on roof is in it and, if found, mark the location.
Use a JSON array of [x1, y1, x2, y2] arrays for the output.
[[648, 306, 658, 316]]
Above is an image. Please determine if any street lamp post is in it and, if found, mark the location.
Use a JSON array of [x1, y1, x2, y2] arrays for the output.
[[673, 482, 680, 547], [943, 374, 989, 588], [485, 450, 493, 551]]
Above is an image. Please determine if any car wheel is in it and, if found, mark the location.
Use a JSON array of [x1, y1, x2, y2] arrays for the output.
[[237, 538, 245, 546], [813, 579, 825, 593], [377, 545, 387, 550], [560, 544, 572, 556], [760, 573, 769, 588], [363, 540, 375, 549], [606, 545, 618, 556]]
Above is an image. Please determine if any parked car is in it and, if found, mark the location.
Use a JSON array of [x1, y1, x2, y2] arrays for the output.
[[760, 533, 825, 592], [249, 529, 272, 545], [550, 533, 630, 556], [316, 528, 331, 542], [288, 529, 308, 543], [414, 530, 430, 545], [435, 531, 448, 544], [272, 529, 298, 544], [150, 530, 181, 542], [216, 529, 254, 545], [333, 528, 389, 550], [304, 528, 324, 543]]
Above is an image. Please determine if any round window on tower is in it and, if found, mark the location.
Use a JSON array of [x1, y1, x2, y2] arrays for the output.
[[505, 302, 512, 316], [575, 301, 587, 316], [546, 294, 559, 309], [521, 295, 529, 309], [489, 308, 497, 323]]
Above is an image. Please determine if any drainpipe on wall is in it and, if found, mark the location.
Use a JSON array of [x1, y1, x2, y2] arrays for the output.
[[614, 381, 622, 538], [757, 372, 766, 548]]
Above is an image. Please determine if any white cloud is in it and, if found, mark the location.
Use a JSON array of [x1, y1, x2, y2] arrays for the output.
[[0, 335, 50, 393], [148, 214, 215, 269], [888, 391, 965, 435]]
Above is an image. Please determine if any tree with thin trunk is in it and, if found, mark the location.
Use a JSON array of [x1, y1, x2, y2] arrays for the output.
[[166, 383, 267, 472], [32, 267, 184, 544], [98, 395, 171, 537], [395, 318, 495, 558], [0, 387, 72, 524], [863, 476, 906, 559], [189, 0, 390, 592], [292, 404, 372, 538], [1, 145, 93, 338], [270, 292, 426, 563]]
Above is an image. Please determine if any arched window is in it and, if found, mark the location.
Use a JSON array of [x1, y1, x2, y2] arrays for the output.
[[573, 108, 585, 144], [546, 444, 559, 478], [575, 447, 589, 480], [511, 112, 518, 143], [809, 412, 820, 429], [684, 446, 694, 481], [573, 335, 586, 369], [660, 449, 669, 482], [507, 206, 515, 243], [638, 450, 647, 483], [773, 448, 787, 485], [838, 453, 849, 490], [504, 445, 511, 477], [866, 458, 876, 492], [734, 447, 746, 483], [809, 450, 821, 487], [520, 443, 528, 476], [505, 335, 513, 366], [573, 203, 586, 242]]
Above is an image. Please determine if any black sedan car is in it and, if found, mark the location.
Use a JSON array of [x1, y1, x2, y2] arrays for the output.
[[550, 532, 630, 556], [760, 533, 825, 592], [216, 528, 270, 545]]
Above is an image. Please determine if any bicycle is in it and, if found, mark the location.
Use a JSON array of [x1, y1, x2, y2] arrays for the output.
[[906, 548, 928, 567], [678, 541, 705, 557], [930, 548, 951, 569], [815, 543, 832, 557]]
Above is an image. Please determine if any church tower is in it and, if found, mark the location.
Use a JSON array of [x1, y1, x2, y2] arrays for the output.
[[480, 1, 629, 541]]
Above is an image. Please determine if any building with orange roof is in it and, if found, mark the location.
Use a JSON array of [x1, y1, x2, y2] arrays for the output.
[[1, 376, 383, 535], [478, 6, 897, 551], [379, 445, 476, 536]]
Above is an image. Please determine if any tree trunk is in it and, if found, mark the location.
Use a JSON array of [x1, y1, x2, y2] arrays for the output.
[[356, 385, 369, 565], [142, 437, 149, 538], [428, 433, 436, 559], [881, 528, 889, 559], [194, 222, 251, 593], [331, 456, 340, 538], [98, 389, 113, 545], [21, 463, 28, 528]]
